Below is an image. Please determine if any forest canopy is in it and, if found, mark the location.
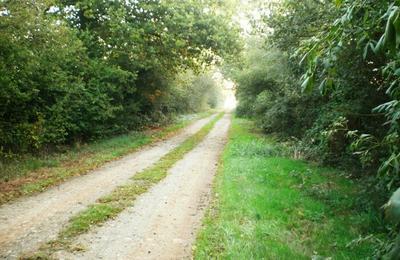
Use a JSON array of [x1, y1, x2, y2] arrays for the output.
[[0, 0, 241, 156]]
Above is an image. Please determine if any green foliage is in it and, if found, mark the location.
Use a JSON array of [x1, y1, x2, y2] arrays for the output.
[[294, 0, 400, 190], [234, 0, 391, 176], [232, 0, 400, 257], [0, 0, 241, 157], [234, 41, 290, 116], [158, 70, 224, 115]]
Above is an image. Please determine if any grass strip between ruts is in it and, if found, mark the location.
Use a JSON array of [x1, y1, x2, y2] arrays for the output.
[[25, 112, 224, 259]]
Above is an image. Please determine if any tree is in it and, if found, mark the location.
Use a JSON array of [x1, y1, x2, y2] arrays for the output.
[[0, 0, 242, 156]]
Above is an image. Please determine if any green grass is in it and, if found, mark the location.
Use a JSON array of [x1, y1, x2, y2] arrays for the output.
[[0, 111, 213, 205], [194, 117, 386, 259], [26, 112, 224, 259]]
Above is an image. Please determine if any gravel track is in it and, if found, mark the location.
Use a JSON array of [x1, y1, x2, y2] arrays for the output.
[[0, 115, 216, 259], [56, 113, 231, 260]]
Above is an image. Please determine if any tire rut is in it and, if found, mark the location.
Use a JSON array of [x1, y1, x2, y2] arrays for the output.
[[56, 113, 231, 260], [0, 114, 216, 259]]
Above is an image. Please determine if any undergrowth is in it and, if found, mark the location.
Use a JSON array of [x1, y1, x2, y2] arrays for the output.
[[194, 117, 388, 259]]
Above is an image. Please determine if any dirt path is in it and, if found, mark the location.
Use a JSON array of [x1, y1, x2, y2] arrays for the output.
[[55, 113, 231, 260], [0, 115, 216, 259]]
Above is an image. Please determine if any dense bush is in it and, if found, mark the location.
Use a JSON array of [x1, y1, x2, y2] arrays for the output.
[[234, 0, 391, 184], [0, 0, 241, 157], [232, 0, 400, 257]]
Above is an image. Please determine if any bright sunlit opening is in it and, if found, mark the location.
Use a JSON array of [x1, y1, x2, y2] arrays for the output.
[[224, 91, 237, 111], [222, 79, 237, 111], [213, 71, 237, 111]]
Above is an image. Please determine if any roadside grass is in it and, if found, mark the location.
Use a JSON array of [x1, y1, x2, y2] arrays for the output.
[[0, 111, 212, 205], [194, 117, 387, 259], [25, 113, 224, 259]]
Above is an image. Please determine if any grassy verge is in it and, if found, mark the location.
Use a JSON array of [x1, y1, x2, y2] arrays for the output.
[[26, 112, 224, 259], [0, 111, 213, 205], [194, 117, 387, 259]]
